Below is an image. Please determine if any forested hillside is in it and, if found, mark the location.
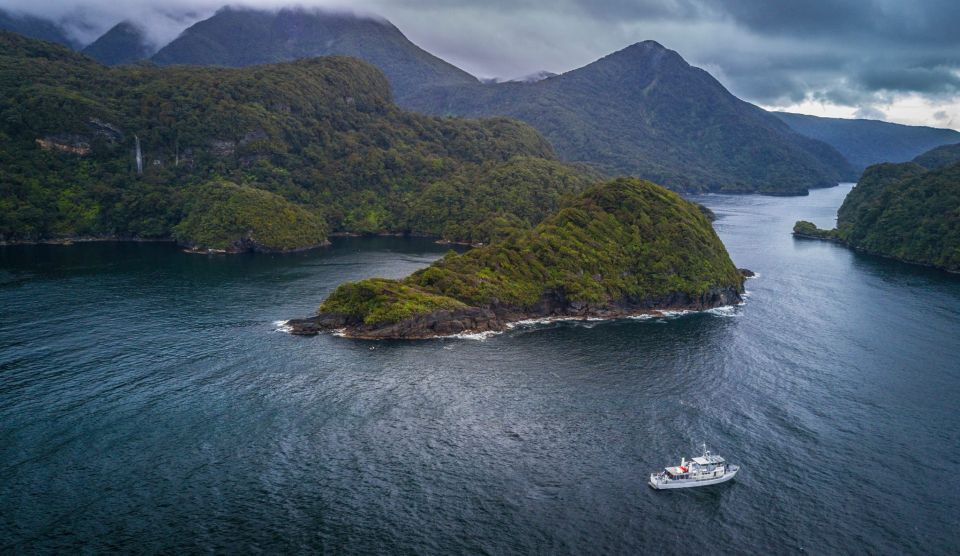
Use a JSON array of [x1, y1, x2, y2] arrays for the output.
[[292, 178, 745, 338], [0, 32, 593, 251], [793, 143, 960, 272]]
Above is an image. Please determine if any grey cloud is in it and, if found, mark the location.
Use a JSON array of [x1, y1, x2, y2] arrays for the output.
[[859, 66, 960, 95], [3, 0, 959, 126]]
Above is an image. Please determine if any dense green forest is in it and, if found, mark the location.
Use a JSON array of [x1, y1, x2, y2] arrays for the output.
[[794, 144, 960, 272], [0, 31, 595, 250], [172, 180, 328, 252], [318, 178, 744, 327]]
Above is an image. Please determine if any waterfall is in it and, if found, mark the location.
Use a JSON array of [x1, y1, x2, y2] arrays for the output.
[[134, 134, 143, 175]]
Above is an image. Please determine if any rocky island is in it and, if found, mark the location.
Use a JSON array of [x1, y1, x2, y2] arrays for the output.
[[288, 178, 747, 339], [794, 143, 960, 272]]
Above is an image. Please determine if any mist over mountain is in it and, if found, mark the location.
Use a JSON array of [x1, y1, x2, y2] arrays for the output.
[[151, 6, 478, 106], [81, 21, 155, 65], [775, 112, 960, 173], [482, 71, 558, 84], [408, 41, 854, 194], [0, 8, 79, 48]]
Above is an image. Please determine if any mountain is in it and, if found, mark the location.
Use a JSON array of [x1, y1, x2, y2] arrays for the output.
[[151, 6, 479, 106], [288, 177, 746, 339], [0, 8, 78, 48], [150, 12, 849, 194], [406, 41, 854, 194], [793, 143, 960, 272], [0, 31, 593, 251], [82, 21, 154, 65], [775, 112, 960, 172]]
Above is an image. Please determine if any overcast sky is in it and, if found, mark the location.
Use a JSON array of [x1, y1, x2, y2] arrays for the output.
[[4, 0, 959, 129]]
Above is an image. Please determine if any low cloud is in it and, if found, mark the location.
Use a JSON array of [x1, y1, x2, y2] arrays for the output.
[[854, 105, 887, 120]]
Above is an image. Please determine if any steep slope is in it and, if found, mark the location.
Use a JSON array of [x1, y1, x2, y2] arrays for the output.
[[82, 21, 155, 65], [152, 6, 478, 106], [288, 177, 746, 339], [407, 41, 853, 194], [0, 32, 587, 251], [776, 112, 960, 172], [0, 8, 78, 48], [793, 144, 960, 272]]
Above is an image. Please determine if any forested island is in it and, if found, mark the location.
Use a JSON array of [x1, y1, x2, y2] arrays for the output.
[[288, 178, 747, 339], [0, 31, 592, 252], [794, 143, 960, 272]]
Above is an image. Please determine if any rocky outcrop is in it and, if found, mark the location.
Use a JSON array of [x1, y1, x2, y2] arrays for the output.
[[287, 286, 742, 339], [36, 135, 91, 155], [87, 118, 124, 143]]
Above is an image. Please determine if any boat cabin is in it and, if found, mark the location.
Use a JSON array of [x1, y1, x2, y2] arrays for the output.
[[662, 454, 726, 480]]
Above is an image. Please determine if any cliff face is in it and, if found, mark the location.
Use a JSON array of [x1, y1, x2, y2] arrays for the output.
[[289, 178, 746, 339]]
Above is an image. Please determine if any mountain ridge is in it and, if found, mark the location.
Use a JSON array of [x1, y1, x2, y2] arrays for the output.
[[776, 112, 960, 172]]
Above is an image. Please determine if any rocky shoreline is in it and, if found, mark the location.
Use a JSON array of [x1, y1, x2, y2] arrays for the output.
[[286, 283, 745, 340], [0, 235, 331, 255], [0, 236, 176, 247], [179, 239, 330, 255]]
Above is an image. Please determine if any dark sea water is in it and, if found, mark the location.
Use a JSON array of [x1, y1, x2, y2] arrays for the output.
[[2, 184, 959, 554]]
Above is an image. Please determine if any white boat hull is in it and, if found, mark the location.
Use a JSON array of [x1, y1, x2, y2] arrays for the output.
[[649, 465, 739, 490]]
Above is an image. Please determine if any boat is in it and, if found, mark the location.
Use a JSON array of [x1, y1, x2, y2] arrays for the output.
[[649, 444, 739, 490]]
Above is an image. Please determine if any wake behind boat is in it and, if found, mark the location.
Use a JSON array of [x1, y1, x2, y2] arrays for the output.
[[649, 444, 739, 490]]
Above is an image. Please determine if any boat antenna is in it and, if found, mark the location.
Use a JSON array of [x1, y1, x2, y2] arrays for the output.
[[702, 442, 708, 457]]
